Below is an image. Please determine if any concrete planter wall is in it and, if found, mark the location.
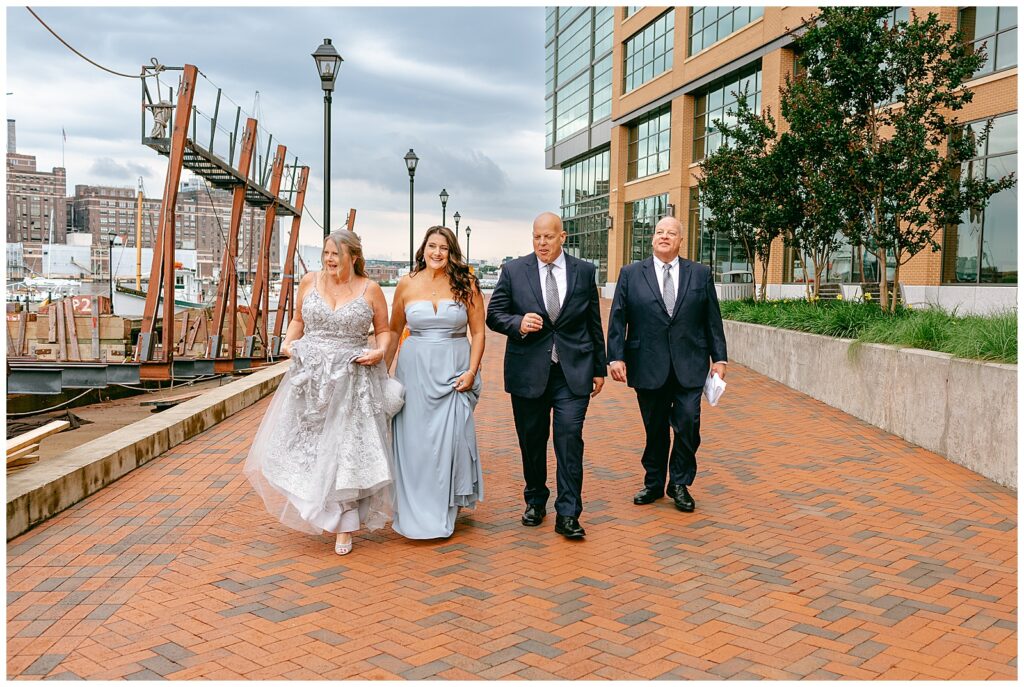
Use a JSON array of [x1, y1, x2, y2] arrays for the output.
[[724, 320, 1017, 489]]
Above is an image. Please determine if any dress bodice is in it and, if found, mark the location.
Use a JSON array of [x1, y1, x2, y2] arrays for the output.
[[405, 300, 468, 338], [301, 288, 373, 348]]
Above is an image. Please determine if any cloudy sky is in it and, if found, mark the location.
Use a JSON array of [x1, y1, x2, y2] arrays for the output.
[[6, 4, 559, 262]]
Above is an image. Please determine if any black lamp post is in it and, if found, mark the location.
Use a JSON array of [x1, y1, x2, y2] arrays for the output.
[[108, 235, 115, 305], [404, 149, 419, 271], [439, 188, 449, 227], [312, 38, 343, 237], [465, 225, 472, 265], [453, 211, 461, 243]]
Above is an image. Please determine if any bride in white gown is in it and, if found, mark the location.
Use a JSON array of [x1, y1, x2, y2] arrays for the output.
[[244, 229, 397, 555]]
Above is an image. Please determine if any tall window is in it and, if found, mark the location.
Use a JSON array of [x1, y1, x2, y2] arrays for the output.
[[944, 113, 1018, 284], [692, 65, 761, 162], [627, 107, 671, 180], [547, 7, 616, 145], [689, 6, 764, 55], [593, 7, 614, 124], [562, 149, 611, 283], [556, 12, 592, 86], [623, 10, 675, 92], [625, 193, 669, 264], [689, 188, 751, 281], [556, 72, 590, 141], [959, 7, 1017, 77], [591, 55, 613, 122]]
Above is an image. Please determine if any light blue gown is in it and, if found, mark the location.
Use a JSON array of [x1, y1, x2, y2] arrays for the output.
[[392, 300, 484, 539]]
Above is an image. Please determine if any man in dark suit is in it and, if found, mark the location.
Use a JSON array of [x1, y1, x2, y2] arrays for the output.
[[606, 216, 727, 513], [486, 212, 607, 539]]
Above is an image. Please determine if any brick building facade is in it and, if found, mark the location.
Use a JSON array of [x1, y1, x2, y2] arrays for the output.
[[69, 181, 280, 290], [545, 7, 1017, 308], [6, 120, 67, 247]]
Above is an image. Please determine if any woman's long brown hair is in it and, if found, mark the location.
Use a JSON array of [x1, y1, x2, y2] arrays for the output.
[[413, 226, 479, 308]]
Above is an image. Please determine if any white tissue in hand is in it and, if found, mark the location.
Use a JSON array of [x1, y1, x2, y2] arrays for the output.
[[703, 371, 726, 406]]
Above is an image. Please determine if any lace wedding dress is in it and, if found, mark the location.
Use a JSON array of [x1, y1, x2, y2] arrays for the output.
[[244, 284, 395, 534]]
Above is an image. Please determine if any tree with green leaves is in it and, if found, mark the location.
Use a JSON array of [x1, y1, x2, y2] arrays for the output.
[[793, 7, 1016, 312], [780, 68, 867, 301], [699, 92, 802, 301]]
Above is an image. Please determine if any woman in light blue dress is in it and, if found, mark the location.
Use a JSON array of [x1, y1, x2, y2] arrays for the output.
[[386, 226, 485, 539]]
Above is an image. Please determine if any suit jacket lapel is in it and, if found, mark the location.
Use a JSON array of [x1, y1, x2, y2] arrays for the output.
[[559, 254, 577, 319], [524, 253, 547, 316], [640, 258, 671, 316], [671, 259, 692, 319]]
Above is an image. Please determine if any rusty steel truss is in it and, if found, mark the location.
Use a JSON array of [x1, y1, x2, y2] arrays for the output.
[[135, 63, 320, 379]]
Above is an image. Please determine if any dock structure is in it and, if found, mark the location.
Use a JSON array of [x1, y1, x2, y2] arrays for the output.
[[7, 63, 328, 393], [136, 63, 310, 379]]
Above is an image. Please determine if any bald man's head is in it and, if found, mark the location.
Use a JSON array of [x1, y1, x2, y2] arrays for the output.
[[652, 215, 683, 262], [532, 211, 567, 264], [533, 212, 562, 233]]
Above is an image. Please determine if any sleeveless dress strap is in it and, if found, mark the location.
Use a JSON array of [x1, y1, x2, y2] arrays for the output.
[[360, 278, 371, 297]]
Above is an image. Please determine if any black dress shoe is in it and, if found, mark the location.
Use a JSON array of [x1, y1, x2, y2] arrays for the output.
[[521, 505, 546, 527], [671, 485, 695, 512], [554, 515, 586, 539], [633, 487, 663, 505]]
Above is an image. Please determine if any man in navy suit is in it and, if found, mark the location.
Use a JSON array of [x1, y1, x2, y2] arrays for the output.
[[606, 216, 727, 513], [486, 212, 607, 539]]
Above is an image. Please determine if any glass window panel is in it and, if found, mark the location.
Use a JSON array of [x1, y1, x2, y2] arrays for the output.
[[946, 114, 1018, 283], [702, 26, 716, 48], [996, 27, 1017, 69], [988, 113, 1017, 154], [689, 6, 764, 55], [691, 31, 703, 54], [623, 9, 675, 91], [981, 173, 1017, 282], [626, 106, 672, 181], [560, 147, 612, 282], [708, 86, 724, 110], [962, 5, 1017, 76], [975, 6, 999, 36], [693, 63, 762, 161]]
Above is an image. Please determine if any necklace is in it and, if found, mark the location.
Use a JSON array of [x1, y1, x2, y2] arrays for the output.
[[428, 272, 445, 297], [324, 272, 354, 297]]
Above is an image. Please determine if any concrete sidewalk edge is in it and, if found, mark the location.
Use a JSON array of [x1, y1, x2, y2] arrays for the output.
[[6, 362, 288, 540]]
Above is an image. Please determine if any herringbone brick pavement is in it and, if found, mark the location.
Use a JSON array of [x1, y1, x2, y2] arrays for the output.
[[7, 302, 1016, 680]]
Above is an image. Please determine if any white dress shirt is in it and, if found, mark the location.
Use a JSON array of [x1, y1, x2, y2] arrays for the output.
[[538, 250, 567, 310]]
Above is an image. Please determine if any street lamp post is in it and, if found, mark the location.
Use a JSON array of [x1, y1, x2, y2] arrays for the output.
[[439, 188, 449, 227], [108, 236, 115, 305], [453, 211, 461, 243], [404, 149, 419, 271], [465, 225, 472, 265], [312, 38, 343, 237]]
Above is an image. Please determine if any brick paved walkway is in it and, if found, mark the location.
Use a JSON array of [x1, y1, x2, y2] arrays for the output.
[[7, 305, 1017, 680]]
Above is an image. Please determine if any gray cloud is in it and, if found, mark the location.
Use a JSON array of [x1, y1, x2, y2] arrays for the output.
[[6, 5, 556, 261], [88, 157, 151, 179]]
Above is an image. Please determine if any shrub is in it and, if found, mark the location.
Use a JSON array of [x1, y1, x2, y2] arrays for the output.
[[719, 298, 1016, 364]]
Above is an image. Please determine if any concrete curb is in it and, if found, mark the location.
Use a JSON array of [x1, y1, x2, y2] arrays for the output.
[[7, 362, 288, 540], [724, 320, 1018, 489]]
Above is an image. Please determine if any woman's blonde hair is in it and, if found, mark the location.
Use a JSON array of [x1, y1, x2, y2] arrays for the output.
[[325, 229, 366, 277]]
